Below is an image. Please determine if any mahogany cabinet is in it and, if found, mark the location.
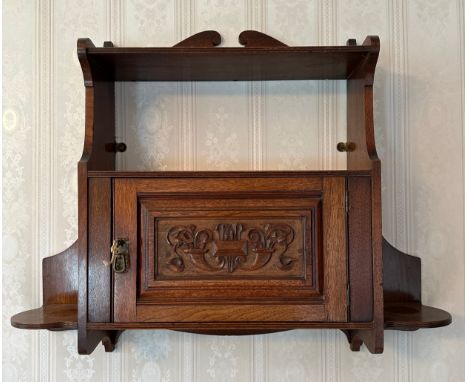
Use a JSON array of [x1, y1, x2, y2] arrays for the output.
[[11, 30, 451, 355]]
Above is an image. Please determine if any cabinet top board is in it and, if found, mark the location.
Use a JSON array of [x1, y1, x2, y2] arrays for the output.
[[78, 30, 380, 85]]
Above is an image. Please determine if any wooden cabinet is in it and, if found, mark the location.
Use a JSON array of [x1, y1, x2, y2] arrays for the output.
[[11, 30, 451, 355], [112, 176, 346, 324]]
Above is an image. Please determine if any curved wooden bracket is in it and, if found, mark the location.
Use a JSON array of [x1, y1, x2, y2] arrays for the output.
[[43, 241, 78, 305], [239, 30, 288, 47], [342, 328, 383, 354], [383, 238, 421, 303], [11, 241, 79, 331], [348, 35, 380, 84], [101, 331, 123, 352], [346, 35, 381, 170], [77, 38, 95, 87], [383, 238, 452, 331], [173, 30, 221, 47], [341, 330, 364, 351]]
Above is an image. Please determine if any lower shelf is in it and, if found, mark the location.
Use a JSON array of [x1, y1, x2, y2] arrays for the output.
[[384, 302, 452, 331], [11, 302, 451, 333], [11, 304, 77, 331]]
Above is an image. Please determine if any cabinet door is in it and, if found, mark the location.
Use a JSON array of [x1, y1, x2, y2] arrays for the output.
[[113, 176, 347, 324]]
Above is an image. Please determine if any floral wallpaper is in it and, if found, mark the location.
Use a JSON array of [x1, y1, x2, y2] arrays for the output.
[[3, 0, 463, 381]]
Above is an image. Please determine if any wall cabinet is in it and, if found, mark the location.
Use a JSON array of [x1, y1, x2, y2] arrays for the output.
[[11, 30, 451, 355]]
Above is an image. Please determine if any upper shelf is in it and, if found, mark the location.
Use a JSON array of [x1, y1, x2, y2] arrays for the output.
[[78, 30, 380, 85]]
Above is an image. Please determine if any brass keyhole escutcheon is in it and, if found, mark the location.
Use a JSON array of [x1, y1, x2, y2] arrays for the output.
[[106, 238, 130, 273]]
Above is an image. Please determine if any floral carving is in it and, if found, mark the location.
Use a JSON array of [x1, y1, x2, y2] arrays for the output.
[[165, 223, 295, 273]]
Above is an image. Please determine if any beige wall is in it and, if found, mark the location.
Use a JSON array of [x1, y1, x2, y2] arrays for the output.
[[3, 0, 463, 381]]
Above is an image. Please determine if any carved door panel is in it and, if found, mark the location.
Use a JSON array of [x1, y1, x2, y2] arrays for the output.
[[113, 176, 347, 323]]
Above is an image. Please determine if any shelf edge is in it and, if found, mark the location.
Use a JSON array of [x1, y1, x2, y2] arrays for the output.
[[384, 302, 452, 331], [11, 304, 77, 331]]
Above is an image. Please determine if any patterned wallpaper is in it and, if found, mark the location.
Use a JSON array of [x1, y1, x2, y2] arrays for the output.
[[3, 0, 463, 381]]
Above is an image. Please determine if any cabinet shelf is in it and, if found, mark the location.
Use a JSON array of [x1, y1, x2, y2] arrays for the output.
[[11, 305, 77, 331], [82, 30, 376, 83], [384, 303, 452, 331], [11, 300, 451, 333], [11, 29, 451, 356]]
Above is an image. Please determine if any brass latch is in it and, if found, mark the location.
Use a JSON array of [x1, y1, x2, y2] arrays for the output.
[[105, 238, 130, 273]]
